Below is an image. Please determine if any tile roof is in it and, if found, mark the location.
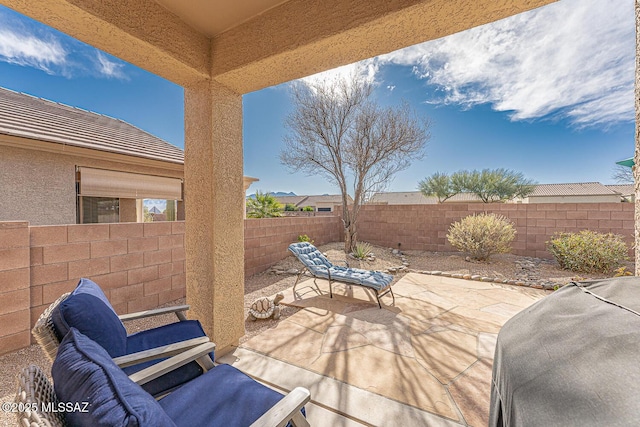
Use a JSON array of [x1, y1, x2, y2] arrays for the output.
[[369, 191, 482, 204], [0, 87, 184, 164], [605, 184, 634, 196], [370, 191, 433, 204], [274, 195, 309, 206], [303, 194, 348, 204], [529, 182, 618, 197], [275, 194, 350, 207]]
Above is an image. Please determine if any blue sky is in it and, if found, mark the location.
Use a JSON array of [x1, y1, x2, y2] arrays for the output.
[[0, 0, 634, 196]]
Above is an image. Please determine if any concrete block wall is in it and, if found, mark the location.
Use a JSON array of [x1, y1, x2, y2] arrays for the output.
[[355, 203, 635, 258], [244, 216, 341, 276], [0, 222, 31, 354], [29, 222, 186, 345], [0, 217, 341, 355], [1, 205, 632, 355]]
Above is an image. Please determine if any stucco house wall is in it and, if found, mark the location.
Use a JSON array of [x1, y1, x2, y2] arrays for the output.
[[0, 144, 183, 226]]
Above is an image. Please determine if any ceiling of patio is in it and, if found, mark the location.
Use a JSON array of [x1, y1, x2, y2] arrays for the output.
[[1, 0, 558, 92], [154, 0, 288, 37]]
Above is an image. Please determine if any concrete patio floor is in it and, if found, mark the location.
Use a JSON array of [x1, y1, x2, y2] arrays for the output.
[[219, 273, 548, 426]]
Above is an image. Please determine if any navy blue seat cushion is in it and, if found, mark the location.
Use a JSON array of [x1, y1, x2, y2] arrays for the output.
[[159, 364, 286, 427], [123, 320, 213, 396], [51, 278, 127, 357], [52, 328, 176, 427]]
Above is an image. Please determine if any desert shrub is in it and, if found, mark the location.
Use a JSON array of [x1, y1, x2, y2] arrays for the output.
[[297, 234, 314, 244], [352, 242, 374, 260], [613, 266, 633, 277], [302, 206, 314, 212], [547, 230, 628, 274], [284, 203, 297, 211], [447, 213, 516, 261]]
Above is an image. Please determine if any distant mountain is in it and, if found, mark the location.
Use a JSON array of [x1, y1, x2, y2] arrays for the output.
[[246, 191, 297, 199]]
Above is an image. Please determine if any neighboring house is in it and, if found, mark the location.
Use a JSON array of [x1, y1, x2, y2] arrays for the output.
[[522, 183, 624, 204], [274, 195, 310, 209], [369, 191, 482, 205], [0, 87, 258, 225], [372, 183, 633, 205], [275, 194, 350, 212], [605, 184, 635, 203]]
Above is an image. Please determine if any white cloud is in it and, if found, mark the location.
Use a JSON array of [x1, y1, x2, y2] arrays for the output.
[[304, 0, 633, 128], [0, 28, 67, 74], [95, 51, 127, 79], [299, 60, 380, 92], [381, 0, 634, 127], [0, 8, 128, 80]]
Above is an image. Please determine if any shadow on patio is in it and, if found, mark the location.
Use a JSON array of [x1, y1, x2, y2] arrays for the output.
[[219, 273, 548, 426]]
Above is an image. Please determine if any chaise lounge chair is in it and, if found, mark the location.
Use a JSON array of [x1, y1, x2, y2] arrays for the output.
[[32, 278, 214, 396], [15, 327, 310, 427], [288, 242, 395, 308]]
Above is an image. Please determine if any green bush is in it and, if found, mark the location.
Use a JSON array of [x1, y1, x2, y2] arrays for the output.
[[297, 234, 314, 244], [352, 242, 373, 259], [284, 203, 297, 211], [247, 191, 283, 218], [302, 206, 314, 212], [447, 213, 516, 261], [547, 230, 629, 274]]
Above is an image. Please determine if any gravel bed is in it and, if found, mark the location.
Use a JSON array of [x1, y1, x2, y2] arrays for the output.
[[0, 242, 632, 426]]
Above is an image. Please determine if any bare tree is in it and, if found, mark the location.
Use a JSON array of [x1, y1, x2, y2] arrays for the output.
[[280, 75, 430, 252], [612, 164, 634, 184]]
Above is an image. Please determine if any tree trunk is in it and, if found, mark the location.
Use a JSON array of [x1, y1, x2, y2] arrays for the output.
[[635, 0, 639, 275], [344, 225, 353, 253], [343, 199, 360, 253]]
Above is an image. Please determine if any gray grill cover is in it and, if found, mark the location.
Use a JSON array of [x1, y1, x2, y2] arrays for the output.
[[489, 277, 640, 427]]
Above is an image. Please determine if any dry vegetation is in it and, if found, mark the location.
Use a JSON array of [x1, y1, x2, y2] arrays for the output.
[[241, 241, 633, 342], [0, 241, 632, 427]]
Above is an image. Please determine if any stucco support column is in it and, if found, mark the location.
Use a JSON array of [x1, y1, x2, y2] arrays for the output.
[[184, 79, 244, 354], [635, 0, 640, 275]]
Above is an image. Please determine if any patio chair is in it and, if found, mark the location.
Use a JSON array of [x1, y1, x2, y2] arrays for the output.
[[288, 242, 395, 308], [32, 277, 214, 396], [15, 328, 310, 427]]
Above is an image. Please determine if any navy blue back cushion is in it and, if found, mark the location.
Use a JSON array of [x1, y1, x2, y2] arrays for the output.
[[52, 278, 127, 357], [159, 364, 285, 427], [52, 328, 176, 427]]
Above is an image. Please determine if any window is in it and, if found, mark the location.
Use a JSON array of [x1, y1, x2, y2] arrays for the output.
[[317, 207, 332, 212], [75, 167, 183, 224], [78, 197, 119, 224]]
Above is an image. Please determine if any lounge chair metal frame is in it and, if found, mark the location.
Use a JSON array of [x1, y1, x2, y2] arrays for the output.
[[289, 243, 395, 309]]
